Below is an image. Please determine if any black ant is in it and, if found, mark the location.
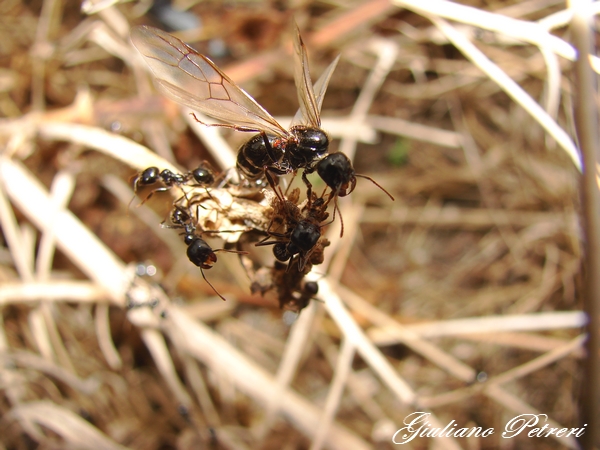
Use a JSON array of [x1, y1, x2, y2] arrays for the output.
[[256, 188, 330, 271], [302, 152, 395, 237], [131, 25, 338, 192], [131, 163, 216, 205], [164, 204, 245, 301]]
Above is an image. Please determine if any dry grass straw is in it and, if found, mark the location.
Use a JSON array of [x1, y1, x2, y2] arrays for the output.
[[0, 0, 590, 448]]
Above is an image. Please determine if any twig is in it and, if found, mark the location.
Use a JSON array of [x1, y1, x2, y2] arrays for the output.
[[570, 1, 600, 447]]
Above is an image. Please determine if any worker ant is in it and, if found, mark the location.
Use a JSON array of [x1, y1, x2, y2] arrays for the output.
[[256, 188, 331, 271], [164, 204, 246, 301], [131, 163, 216, 205]]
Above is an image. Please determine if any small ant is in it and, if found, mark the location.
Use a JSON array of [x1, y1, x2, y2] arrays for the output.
[[131, 163, 216, 205], [257, 189, 330, 271], [165, 204, 246, 301], [303, 152, 395, 237]]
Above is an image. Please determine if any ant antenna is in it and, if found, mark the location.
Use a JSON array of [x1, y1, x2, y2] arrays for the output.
[[199, 267, 227, 301], [355, 174, 395, 201]]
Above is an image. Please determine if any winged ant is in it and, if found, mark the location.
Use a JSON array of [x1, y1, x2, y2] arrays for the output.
[[131, 24, 394, 220], [131, 25, 338, 188]]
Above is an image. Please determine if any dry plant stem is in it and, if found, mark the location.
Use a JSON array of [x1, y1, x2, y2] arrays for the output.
[[366, 115, 462, 148], [421, 335, 584, 408], [310, 337, 355, 450], [2, 351, 100, 394], [393, 0, 577, 60], [450, 100, 525, 267], [0, 158, 129, 304], [95, 304, 122, 370], [0, 281, 108, 305], [35, 170, 77, 371], [486, 385, 580, 450], [10, 401, 127, 450], [429, 16, 581, 170], [180, 354, 221, 427], [368, 311, 586, 343], [37, 122, 179, 173], [338, 39, 398, 160], [319, 280, 415, 404], [570, 1, 600, 447], [256, 300, 319, 440], [338, 284, 476, 382], [166, 308, 370, 450], [139, 328, 192, 408], [310, 0, 398, 49], [184, 111, 237, 170], [275, 116, 377, 144], [31, 0, 60, 111], [361, 205, 575, 230]]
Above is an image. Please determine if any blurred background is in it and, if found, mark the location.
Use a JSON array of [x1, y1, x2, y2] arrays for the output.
[[0, 0, 588, 449]]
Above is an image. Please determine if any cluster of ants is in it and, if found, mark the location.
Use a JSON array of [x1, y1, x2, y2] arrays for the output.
[[130, 25, 393, 313]]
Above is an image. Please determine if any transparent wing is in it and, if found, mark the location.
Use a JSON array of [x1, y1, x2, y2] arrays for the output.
[[291, 54, 340, 127], [292, 24, 321, 128], [131, 26, 289, 137]]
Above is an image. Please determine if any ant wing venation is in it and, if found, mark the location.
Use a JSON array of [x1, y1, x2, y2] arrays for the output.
[[291, 55, 340, 127], [293, 24, 320, 128], [132, 25, 289, 137], [156, 80, 290, 136], [131, 26, 189, 67]]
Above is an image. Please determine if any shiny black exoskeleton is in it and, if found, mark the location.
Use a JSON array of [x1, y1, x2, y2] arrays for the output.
[[186, 236, 217, 270], [316, 152, 356, 197], [257, 188, 329, 270], [189, 166, 215, 186], [303, 152, 395, 238], [132, 163, 216, 204], [288, 220, 321, 256], [271, 220, 321, 262], [236, 126, 329, 182]]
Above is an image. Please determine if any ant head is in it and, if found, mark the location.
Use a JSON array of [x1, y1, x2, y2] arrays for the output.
[[192, 166, 215, 186], [316, 152, 356, 196], [303, 281, 319, 296], [134, 166, 160, 190]]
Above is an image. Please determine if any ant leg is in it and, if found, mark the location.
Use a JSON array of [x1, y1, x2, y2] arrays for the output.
[[214, 248, 249, 256], [265, 170, 285, 203], [283, 171, 298, 197], [301, 171, 314, 207], [138, 186, 172, 206], [334, 196, 344, 237]]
